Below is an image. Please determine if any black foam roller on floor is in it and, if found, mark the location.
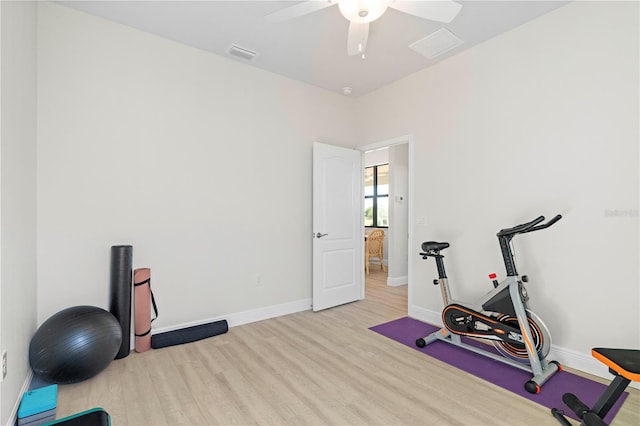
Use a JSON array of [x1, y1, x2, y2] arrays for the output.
[[151, 320, 228, 349], [109, 245, 133, 359]]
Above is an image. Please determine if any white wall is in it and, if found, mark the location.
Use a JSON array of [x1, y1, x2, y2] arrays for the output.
[[363, 148, 388, 168], [356, 0, 639, 363], [388, 144, 408, 285], [0, 1, 38, 424], [37, 3, 358, 330]]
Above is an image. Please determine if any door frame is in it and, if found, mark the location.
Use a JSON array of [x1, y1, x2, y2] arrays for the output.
[[359, 134, 415, 309]]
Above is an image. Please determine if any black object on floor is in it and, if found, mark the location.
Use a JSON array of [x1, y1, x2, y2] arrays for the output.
[[29, 306, 121, 384], [109, 245, 133, 359], [151, 320, 228, 349], [551, 348, 639, 426], [46, 408, 110, 426]]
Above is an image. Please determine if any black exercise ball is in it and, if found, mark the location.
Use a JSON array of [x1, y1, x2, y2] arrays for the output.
[[29, 305, 122, 384]]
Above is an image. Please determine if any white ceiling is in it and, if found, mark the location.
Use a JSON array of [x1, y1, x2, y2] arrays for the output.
[[57, 1, 570, 97]]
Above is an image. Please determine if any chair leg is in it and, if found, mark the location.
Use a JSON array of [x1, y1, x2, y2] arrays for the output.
[[376, 255, 386, 272], [365, 254, 370, 275]]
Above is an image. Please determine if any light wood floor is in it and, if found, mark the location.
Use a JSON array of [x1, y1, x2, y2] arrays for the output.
[[55, 268, 639, 425]]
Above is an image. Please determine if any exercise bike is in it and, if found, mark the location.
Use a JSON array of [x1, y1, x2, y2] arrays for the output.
[[416, 214, 562, 393]]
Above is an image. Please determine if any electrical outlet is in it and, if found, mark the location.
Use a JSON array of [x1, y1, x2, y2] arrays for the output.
[[256, 274, 263, 286], [2, 350, 7, 380]]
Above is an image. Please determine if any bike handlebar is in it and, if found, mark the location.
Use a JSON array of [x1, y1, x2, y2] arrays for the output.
[[496, 214, 562, 237], [522, 214, 562, 234]]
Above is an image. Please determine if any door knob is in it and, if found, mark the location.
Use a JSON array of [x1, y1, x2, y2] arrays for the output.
[[315, 232, 328, 238]]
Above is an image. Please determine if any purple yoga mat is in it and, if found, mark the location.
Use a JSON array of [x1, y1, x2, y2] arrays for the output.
[[370, 317, 627, 424]]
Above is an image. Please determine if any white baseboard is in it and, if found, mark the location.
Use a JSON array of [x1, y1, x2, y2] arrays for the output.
[[225, 298, 312, 328], [409, 304, 443, 327], [549, 345, 605, 377], [408, 304, 638, 388], [13, 299, 313, 425], [6, 369, 33, 426], [387, 275, 408, 287], [152, 298, 312, 335], [549, 345, 640, 390]]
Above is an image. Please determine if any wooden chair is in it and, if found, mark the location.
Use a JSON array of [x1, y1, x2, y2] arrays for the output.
[[365, 229, 387, 275]]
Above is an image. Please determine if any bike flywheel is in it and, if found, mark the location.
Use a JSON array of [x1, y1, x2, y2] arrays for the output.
[[492, 310, 552, 364]]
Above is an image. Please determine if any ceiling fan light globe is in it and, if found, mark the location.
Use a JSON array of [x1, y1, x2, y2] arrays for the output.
[[338, 0, 390, 23]]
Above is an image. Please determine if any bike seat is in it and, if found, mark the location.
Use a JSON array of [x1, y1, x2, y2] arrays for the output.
[[421, 241, 450, 252], [592, 348, 640, 382]]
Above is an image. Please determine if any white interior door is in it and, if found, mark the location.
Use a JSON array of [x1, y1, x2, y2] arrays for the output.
[[312, 142, 363, 311]]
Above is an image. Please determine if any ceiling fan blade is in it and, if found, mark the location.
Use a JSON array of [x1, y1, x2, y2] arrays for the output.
[[265, 0, 336, 23], [347, 22, 369, 56], [389, 0, 462, 23]]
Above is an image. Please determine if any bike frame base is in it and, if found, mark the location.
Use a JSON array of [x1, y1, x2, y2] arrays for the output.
[[420, 327, 560, 392]]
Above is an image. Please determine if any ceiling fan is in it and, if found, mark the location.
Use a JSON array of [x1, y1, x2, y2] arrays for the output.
[[265, 0, 462, 58]]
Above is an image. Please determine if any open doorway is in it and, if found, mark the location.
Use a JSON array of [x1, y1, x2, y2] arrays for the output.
[[361, 135, 413, 307]]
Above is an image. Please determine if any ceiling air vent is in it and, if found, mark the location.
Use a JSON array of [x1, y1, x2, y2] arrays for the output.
[[228, 44, 257, 61], [409, 28, 464, 60]]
